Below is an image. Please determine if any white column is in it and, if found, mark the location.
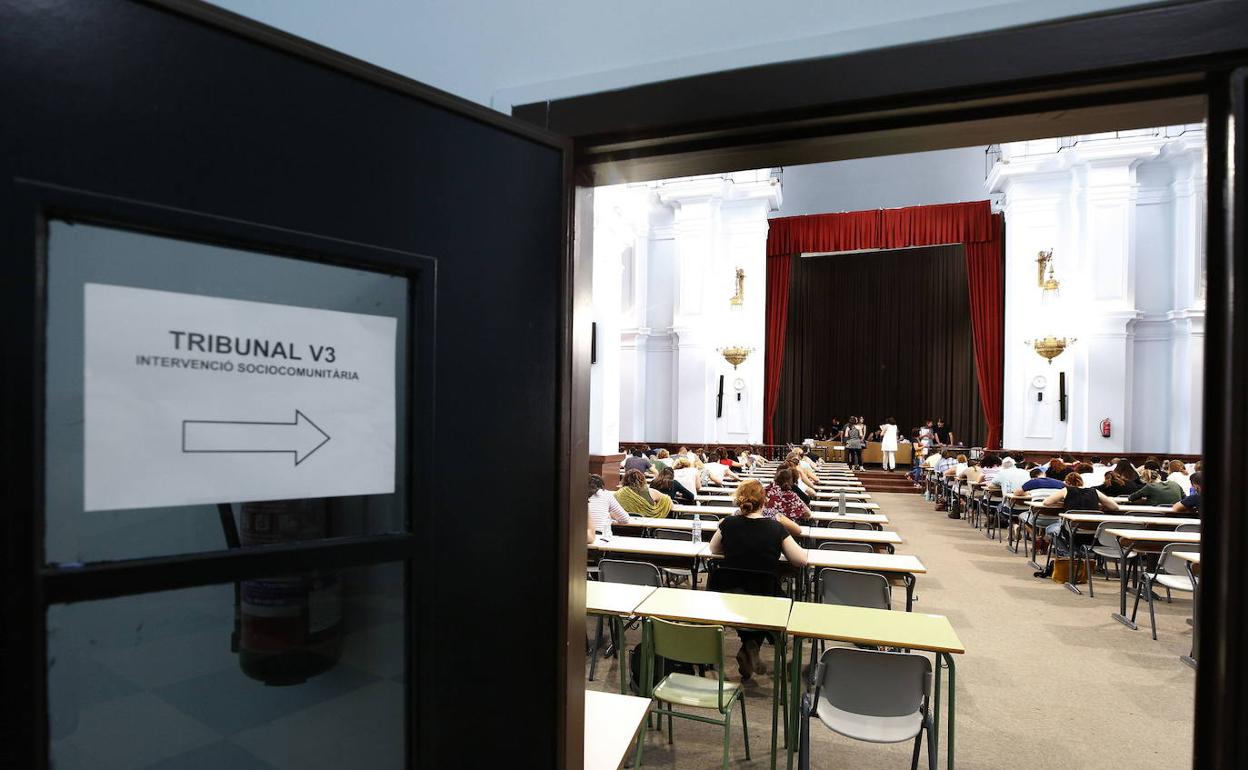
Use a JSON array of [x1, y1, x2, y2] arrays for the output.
[[1167, 139, 1206, 453], [718, 197, 771, 444]]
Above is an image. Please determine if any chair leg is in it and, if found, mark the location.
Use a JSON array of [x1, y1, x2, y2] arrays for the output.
[[926, 719, 937, 770], [910, 728, 922, 770], [1147, 577, 1159, 641], [739, 693, 750, 760], [722, 707, 732, 770], [1130, 572, 1145, 624], [588, 616, 604, 680], [1085, 552, 1094, 598]]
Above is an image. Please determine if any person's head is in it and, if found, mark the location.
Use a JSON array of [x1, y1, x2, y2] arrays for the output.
[[588, 474, 605, 499], [1144, 460, 1161, 473], [622, 468, 648, 492], [1075, 462, 1093, 474], [773, 467, 796, 491], [631, 447, 643, 457], [1112, 459, 1139, 481], [956, 454, 967, 464], [1190, 471, 1203, 492], [656, 448, 669, 459], [886, 416, 896, 425], [924, 420, 933, 428], [1011, 450, 1026, 463], [734, 479, 766, 514], [1049, 458, 1066, 474], [831, 416, 841, 424], [1029, 468, 1042, 478], [651, 467, 675, 490], [1168, 459, 1187, 474], [1196, 460, 1203, 472], [716, 446, 728, 460], [1101, 470, 1125, 488], [981, 452, 1001, 468], [1064, 471, 1084, 488], [1001, 457, 1016, 470], [678, 446, 688, 454], [673, 457, 691, 469], [937, 419, 945, 427], [1139, 469, 1160, 485], [1089, 456, 1103, 465]]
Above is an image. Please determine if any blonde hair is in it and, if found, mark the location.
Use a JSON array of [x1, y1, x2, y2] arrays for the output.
[[1139, 469, 1159, 484], [956, 454, 968, 463], [734, 479, 766, 514], [656, 448, 670, 459], [673, 457, 691, 469]]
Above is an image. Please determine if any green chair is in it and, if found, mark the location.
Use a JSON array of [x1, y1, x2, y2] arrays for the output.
[[635, 618, 749, 769]]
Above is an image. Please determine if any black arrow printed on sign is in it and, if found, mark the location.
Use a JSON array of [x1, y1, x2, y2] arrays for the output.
[[181, 409, 331, 465]]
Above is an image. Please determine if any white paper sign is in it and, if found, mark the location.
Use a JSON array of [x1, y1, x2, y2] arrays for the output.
[[84, 283, 397, 511]]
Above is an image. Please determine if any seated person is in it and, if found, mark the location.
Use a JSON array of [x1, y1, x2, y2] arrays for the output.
[[1173, 471, 1202, 516], [1022, 467, 1064, 493], [613, 469, 672, 518], [786, 453, 819, 490], [587, 473, 630, 532], [959, 459, 984, 485], [763, 468, 810, 534], [923, 449, 943, 469], [701, 457, 739, 486], [979, 453, 1002, 486], [622, 447, 652, 474], [1127, 469, 1185, 506], [715, 446, 743, 472], [1097, 459, 1145, 497], [707, 480, 808, 679], [1044, 458, 1067, 481], [651, 448, 672, 473], [672, 457, 701, 495], [1041, 472, 1120, 555], [992, 456, 1031, 497], [1164, 460, 1192, 494], [650, 466, 695, 505]]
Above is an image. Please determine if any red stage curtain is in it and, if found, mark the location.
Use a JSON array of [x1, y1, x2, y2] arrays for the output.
[[763, 252, 794, 445], [764, 201, 1004, 448], [965, 213, 1005, 449]]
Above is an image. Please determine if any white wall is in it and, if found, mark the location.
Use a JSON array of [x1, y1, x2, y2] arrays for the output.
[[774, 147, 992, 217], [208, 0, 1165, 110], [595, 171, 779, 446], [988, 127, 1206, 454]]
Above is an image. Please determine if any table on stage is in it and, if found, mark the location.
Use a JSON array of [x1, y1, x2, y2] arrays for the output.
[[585, 690, 651, 770], [632, 587, 794, 770], [785, 603, 964, 770], [862, 441, 913, 466]]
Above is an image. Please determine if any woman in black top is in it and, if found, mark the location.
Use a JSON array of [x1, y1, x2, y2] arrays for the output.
[[650, 467, 695, 505], [708, 479, 808, 680], [1098, 459, 1145, 497], [1041, 472, 1120, 556]]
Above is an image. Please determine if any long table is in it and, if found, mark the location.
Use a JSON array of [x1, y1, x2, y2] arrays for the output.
[[811, 499, 880, 511], [803, 550, 927, 611], [785, 603, 963, 770], [798, 526, 901, 552], [1052, 512, 1200, 596], [589, 535, 708, 586], [585, 690, 651, 770], [1106, 529, 1200, 630], [586, 581, 658, 692]]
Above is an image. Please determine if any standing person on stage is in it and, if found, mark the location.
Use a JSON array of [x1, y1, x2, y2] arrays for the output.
[[828, 416, 844, 441], [933, 419, 955, 447], [879, 416, 900, 472], [843, 416, 866, 471]]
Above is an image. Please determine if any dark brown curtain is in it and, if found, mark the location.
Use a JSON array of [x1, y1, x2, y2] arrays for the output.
[[773, 244, 987, 446]]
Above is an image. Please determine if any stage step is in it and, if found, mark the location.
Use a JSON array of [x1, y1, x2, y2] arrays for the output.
[[853, 469, 923, 494]]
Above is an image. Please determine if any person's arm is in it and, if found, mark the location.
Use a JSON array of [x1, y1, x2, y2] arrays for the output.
[[724, 468, 740, 481], [648, 487, 664, 503], [780, 535, 808, 567], [708, 528, 724, 556], [1127, 486, 1147, 502], [607, 494, 631, 523], [1040, 489, 1065, 508], [673, 481, 695, 505], [587, 525, 596, 545], [776, 514, 803, 537], [1096, 491, 1120, 512], [792, 485, 811, 505]]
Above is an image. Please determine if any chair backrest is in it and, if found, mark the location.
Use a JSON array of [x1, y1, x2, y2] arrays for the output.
[[818, 541, 874, 553], [817, 567, 891, 610], [814, 647, 930, 725], [1175, 523, 1201, 533], [599, 558, 663, 587], [654, 528, 691, 541], [1095, 520, 1145, 548], [826, 520, 872, 530], [1159, 542, 1200, 577], [649, 618, 730, 711]]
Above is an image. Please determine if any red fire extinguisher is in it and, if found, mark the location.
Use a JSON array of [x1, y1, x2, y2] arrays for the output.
[[1100, 418, 1112, 438]]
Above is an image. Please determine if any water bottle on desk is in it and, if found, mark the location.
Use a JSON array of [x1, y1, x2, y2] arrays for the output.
[[602, 519, 612, 541], [691, 514, 702, 543], [838, 491, 847, 514]]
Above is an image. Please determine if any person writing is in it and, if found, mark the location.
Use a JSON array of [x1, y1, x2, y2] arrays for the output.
[[708, 479, 808, 679], [763, 467, 810, 536], [1127, 469, 1185, 506], [1040, 472, 1120, 555], [587, 473, 630, 532], [1173, 471, 1202, 515], [613, 469, 673, 518], [650, 466, 696, 505]]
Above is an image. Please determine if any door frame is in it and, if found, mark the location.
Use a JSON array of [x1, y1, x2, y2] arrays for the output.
[[515, 1, 1248, 767]]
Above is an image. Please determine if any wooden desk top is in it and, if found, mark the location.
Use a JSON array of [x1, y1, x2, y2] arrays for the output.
[[1058, 512, 1201, 526], [803, 550, 927, 574], [786, 603, 964, 654], [808, 512, 890, 525], [589, 536, 708, 558], [584, 690, 651, 770], [798, 527, 902, 545], [1105, 529, 1201, 544], [586, 581, 658, 616], [1172, 551, 1201, 565], [613, 516, 719, 532], [634, 587, 793, 631]]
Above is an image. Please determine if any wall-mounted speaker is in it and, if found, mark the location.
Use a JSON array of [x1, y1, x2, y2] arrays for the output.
[[1059, 372, 1068, 422], [716, 375, 724, 418], [590, 322, 597, 365]]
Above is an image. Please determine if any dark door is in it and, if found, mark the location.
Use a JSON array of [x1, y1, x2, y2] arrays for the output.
[[0, 2, 577, 768]]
